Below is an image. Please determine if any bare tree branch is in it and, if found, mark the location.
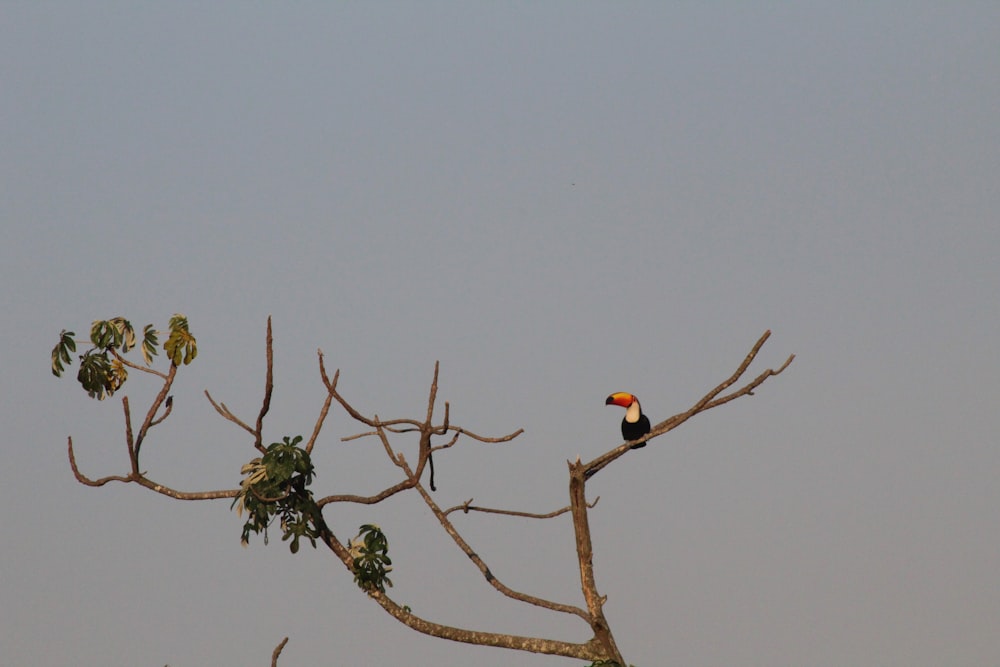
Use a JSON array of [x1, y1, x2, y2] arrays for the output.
[[254, 316, 274, 453], [440, 425, 525, 444], [68, 436, 133, 487], [567, 457, 623, 663], [110, 347, 169, 380], [204, 391, 255, 436], [304, 350, 336, 455], [397, 454, 591, 621], [203, 317, 277, 455], [324, 357, 522, 446], [133, 362, 177, 462], [366, 590, 607, 661], [68, 437, 239, 500], [429, 430, 461, 453], [425, 360, 439, 424], [443, 496, 599, 519], [317, 421, 424, 506], [123, 396, 135, 465], [149, 395, 173, 427], [583, 329, 794, 479], [655, 329, 794, 433], [310, 500, 606, 661], [316, 479, 416, 507], [270, 637, 289, 667]]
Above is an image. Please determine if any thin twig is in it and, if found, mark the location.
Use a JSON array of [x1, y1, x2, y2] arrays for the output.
[[441, 426, 524, 443], [149, 395, 173, 427], [436, 401, 450, 436], [424, 361, 439, 425], [304, 359, 336, 455], [68, 437, 132, 487], [342, 425, 523, 443], [325, 359, 522, 445], [204, 391, 256, 436], [373, 419, 402, 465], [254, 316, 274, 453], [271, 637, 289, 667], [430, 431, 461, 453], [110, 348, 170, 380], [133, 363, 177, 462], [315, 479, 416, 507], [443, 496, 599, 518], [123, 396, 135, 467]]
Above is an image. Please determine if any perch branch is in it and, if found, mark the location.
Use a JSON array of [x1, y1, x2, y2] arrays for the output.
[[583, 329, 794, 478]]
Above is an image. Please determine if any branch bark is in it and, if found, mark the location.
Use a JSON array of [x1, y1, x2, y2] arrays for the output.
[[270, 637, 289, 667]]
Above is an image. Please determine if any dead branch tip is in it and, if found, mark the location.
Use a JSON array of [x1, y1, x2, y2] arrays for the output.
[[271, 636, 289, 667]]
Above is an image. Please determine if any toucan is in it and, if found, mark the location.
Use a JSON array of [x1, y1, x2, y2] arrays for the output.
[[605, 392, 651, 449]]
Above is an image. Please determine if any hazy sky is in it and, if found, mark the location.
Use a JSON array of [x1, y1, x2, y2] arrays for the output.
[[3, 4, 999, 666]]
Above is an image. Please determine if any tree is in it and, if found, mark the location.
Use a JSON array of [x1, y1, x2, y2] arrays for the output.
[[52, 315, 794, 666]]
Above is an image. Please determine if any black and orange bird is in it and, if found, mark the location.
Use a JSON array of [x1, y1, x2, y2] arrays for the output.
[[605, 392, 651, 449]]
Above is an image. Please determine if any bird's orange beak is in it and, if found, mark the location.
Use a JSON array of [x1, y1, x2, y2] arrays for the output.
[[605, 392, 635, 408]]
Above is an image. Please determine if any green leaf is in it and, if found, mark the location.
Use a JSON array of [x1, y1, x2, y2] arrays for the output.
[[234, 435, 318, 552], [351, 524, 393, 592], [108, 357, 128, 393], [90, 320, 115, 348], [51, 330, 76, 377], [141, 325, 159, 365], [164, 314, 197, 366], [109, 317, 136, 352], [77, 351, 114, 400]]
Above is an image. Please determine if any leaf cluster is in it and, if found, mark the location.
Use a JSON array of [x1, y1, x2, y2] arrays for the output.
[[50, 315, 193, 400], [233, 436, 320, 554], [349, 524, 393, 593], [164, 314, 197, 366]]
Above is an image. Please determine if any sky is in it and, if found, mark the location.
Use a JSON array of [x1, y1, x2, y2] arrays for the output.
[[2, 3, 999, 666]]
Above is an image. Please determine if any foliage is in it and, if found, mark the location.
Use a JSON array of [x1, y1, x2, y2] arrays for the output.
[[50, 314, 191, 400], [164, 314, 197, 366], [233, 435, 320, 554], [349, 524, 393, 593]]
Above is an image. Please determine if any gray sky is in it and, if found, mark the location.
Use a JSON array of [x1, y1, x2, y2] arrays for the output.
[[3, 4, 999, 666]]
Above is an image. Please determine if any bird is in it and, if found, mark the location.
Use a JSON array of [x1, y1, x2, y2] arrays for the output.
[[605, 392, 651, 448]]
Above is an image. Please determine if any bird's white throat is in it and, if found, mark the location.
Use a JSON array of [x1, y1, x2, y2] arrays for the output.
[[625, 400, 641, 423]]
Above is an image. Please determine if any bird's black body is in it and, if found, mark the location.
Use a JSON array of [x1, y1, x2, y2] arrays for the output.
[[621, 413, 651, 448]]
